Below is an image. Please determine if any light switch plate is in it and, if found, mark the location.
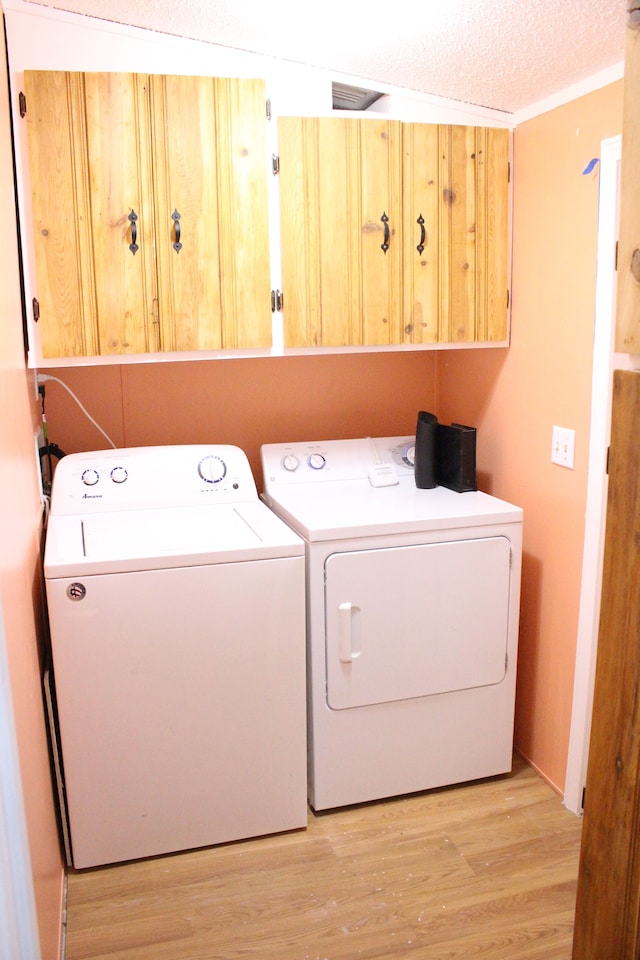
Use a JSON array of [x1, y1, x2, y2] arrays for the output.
[[551, 425, 575, 469]]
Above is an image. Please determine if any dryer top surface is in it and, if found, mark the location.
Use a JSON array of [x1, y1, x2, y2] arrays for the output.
[[261, 437, 522, 542]]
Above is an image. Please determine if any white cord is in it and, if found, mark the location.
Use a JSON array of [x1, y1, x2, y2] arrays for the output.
[[36, 374, 117, 449], [367, 436, 383, 464]]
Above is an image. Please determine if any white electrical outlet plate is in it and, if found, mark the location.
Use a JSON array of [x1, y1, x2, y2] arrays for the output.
[[551, 425, 576, 469]]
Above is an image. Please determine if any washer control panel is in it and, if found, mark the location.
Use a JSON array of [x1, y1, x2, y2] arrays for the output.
[[50, 445, 257, 515], [261, 437, 416, 486]]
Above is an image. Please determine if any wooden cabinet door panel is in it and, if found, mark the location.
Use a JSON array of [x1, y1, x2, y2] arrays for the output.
[[24, 71, 98, 358], [315, 119, 363, 345], [277, 117, 319, 346], [402, 122, 440, 344], [439, 125, 478, 343], [439, 125, 509, 344], [150, 74, 222, 351], [475, 126, 509, 342], [214, 78, 271, 349], [279, 116, 401, 347], [83, 73, 157, 355], [359, 119, 402, 345], [279, 117, 362, 347]]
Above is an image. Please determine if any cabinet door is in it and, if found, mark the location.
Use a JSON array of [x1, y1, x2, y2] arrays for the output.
[[24, 71, 98, 357], [279, 116, 402, 347], [151, 76, 271, 351], [279, 117, 508, 349], [402, 123, 440, 343], [360, 119, 403, 345], [215, 78, 272, 349], [83, 73, 158, 355], [25, 71, 158, 357], [476, 126, 509, 341], [438, 125, 509, 343], [24, 72, 270, 359]]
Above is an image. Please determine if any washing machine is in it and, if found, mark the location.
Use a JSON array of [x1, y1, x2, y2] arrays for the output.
[[261, 436, 523, 811], [44, 444, 307, 869]]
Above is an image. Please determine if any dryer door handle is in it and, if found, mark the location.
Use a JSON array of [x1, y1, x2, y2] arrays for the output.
[[338, 602, 361, 663]]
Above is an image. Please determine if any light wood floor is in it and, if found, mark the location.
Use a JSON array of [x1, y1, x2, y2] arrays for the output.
[[64, 756, 582, 960]]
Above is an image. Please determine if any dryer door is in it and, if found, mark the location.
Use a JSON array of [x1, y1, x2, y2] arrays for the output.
[[324, 536, 511, 710]]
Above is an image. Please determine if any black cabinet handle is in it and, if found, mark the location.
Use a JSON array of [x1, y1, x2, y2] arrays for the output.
[[417, 214, 426, 254], [381, 212, 390, 254], [171, 209, 182, 253], [128, 209, 138, 255]]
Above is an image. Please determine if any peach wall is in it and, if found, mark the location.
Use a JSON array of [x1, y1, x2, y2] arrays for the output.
[[0, 9, 64, 958], [437, 81, 624, 793], [41, 351, 438, 488]]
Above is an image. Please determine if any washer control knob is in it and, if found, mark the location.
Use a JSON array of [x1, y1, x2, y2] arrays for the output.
[[405, 445, 416, 467], [308, 453, 326, 471], [281, 454, 300, 472], [198, 455, 227, 484], [110, 466, 128, 484], [81, 468, 99, 487]]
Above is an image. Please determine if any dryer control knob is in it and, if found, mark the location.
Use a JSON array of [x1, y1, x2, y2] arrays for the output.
[[81, 468, 99, 486], [308, 453, 326, 471], [281, 454, 300, 472], [110, 466, 128, 484], [198, 455, 227, 484]]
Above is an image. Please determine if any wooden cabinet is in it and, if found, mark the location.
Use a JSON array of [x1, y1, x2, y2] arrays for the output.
[[278, 117, 509, 348], [23, 71, 271, 359]]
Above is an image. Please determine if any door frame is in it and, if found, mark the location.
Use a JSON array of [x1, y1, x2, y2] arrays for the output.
[[564, 134, 624, 814], [0, 591, 42, 959]]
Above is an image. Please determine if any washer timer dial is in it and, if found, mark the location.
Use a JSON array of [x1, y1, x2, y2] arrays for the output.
[[281, 454, 300, 472], [308, 453, 326, 470], [81, 468, 100, 486], [110, 466, 128, 484], [198, 455, 227, 484]]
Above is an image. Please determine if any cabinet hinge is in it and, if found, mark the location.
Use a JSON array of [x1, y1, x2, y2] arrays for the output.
[[581, 785, 586, 810], [507, 289, 510, 309], [272, 154, 280, 176], [271, 289, 283, 313], [32, 298, 40, 323], [19, 91, 27, 118], [606, 445, 610, 475], [508, 161, 511, 184], [615, 239, 618, 271], [266, 98, 272, 121]]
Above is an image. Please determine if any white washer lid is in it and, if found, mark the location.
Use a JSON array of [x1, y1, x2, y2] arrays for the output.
[[44, 500, 304, 578], [263, 478, 523, 542]]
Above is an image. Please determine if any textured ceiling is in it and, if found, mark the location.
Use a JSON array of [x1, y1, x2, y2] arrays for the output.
[[23, 0, 627, 113]]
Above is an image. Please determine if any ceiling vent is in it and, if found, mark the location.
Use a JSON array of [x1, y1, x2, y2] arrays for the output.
[[332, 82, 384, 111]]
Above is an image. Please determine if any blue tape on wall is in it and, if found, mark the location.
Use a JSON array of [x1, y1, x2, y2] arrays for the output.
[[582, 158, 600, 175]]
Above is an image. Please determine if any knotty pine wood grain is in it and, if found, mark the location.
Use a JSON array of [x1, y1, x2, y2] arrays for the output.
[[64, 757, 581, 960], [572, 369, 640, 959]]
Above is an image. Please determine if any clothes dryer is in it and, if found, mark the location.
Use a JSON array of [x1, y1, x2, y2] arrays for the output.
[[261, 436, 523, 810], [44, 444, 306, 868]]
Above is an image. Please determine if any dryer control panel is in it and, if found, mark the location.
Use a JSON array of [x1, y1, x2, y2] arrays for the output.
[[261, 437, 416, 486], [50, 445, 258, 514]]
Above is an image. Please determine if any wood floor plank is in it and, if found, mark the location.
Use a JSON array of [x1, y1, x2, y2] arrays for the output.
[[64, 757, 581, 960]]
